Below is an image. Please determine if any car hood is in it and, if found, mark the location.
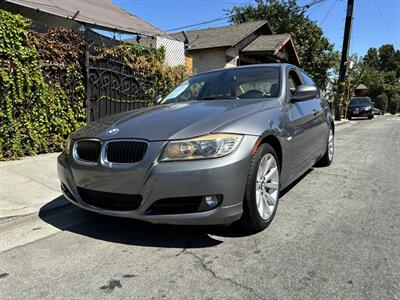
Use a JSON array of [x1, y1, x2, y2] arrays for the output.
[[72, 100, 265, 141]]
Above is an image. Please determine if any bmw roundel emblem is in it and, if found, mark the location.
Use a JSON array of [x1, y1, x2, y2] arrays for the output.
[[107, 128, 119, 135]]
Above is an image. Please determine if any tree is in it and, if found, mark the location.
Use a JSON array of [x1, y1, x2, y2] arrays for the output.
[[348, 44, 400, 113], [226, 0, 339, 88], [360, 67, 385, 100], [364, 48, 379, 70], [378, 44, 400, 77]]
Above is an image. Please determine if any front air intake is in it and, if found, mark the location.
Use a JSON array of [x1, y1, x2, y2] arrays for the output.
[[77, 187, 142, 211]]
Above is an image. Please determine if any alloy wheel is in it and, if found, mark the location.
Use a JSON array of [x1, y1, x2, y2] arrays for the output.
[[255, 153, 279, 220], [328, 129, 334, 162]]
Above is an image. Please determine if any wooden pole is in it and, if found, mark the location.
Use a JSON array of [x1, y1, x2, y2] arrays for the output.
[[335, 0, 355, 121]]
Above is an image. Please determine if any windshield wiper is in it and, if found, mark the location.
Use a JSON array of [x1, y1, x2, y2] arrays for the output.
[[201, 96, 239, 100]]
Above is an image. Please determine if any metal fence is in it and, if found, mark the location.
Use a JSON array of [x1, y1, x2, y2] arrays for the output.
[[87, 56, 151, 122]]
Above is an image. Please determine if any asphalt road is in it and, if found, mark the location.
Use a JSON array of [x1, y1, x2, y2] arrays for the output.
[[1, 115, 399, 300]]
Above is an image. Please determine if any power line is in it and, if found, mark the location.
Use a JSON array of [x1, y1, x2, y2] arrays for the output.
[[373, 0, 399, 47], [300, 0, 327, 10], [164, 0, 253, 32], [165, 15, 229, 32], [306, 1, 326, 16], [319, 0, 337, 25], [165, 0, 327, 32]]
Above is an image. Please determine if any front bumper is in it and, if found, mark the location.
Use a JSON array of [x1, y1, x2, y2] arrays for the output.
[[57, 135, 258, 225], [348, 109, 372, 117]]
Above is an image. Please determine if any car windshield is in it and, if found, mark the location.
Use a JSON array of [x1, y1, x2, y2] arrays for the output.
[[162, 67, 280, 103], [349, 97, 371, 106]]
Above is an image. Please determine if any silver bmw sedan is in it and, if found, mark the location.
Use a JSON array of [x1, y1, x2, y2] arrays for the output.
[[58, 64, 334, 232]]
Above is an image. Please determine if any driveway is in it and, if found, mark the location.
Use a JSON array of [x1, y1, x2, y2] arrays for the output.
[[0, 115, 399, 299]]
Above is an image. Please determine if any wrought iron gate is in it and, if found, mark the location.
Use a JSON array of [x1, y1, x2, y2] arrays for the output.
[[87, 57, 150, 122]]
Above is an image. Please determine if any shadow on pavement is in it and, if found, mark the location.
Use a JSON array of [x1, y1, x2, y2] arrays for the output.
[[39, 198, 257, 249], [280, 168, 313, 199], [39, 170, 312, 249], [40, 195, 70, 211]]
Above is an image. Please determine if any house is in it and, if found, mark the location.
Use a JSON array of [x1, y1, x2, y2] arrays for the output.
[[1, 0, 163, 36], [170, 21, 301, 74], [1, 0, 185, 67], [126, 35, 186, 67], [354, 83, 368, 96]]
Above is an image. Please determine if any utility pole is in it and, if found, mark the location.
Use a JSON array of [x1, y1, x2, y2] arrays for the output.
[[335, 0, 355, 121]]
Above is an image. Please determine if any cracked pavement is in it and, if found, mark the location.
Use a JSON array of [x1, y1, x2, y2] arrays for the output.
[[0, 115, 399, 299]]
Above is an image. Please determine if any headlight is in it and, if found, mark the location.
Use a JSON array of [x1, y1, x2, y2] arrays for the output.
[[159, 133, 243, 162], [63, 136, 72, 155], [365, 106, 372, 110]]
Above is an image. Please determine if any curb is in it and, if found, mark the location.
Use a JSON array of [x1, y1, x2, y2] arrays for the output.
[[334, 119, 350, 127], [0, 198, 71, 228]]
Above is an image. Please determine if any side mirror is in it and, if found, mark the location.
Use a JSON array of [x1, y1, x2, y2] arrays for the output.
[[291, 85, 318, 102], [153, 95, 163, 105]]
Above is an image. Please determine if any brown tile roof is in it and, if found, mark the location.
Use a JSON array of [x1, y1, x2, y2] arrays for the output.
[[241, 34, 291, 52], [242, 33, 300, 66], [170, 21, 272, 50]]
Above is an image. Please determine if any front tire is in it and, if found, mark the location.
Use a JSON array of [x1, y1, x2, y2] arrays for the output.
[[316, 127, 334, 167], [239, 144, 280, 232]]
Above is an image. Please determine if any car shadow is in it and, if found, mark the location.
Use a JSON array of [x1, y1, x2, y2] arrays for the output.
[[280, 168, 313, 199], [39, 170, 312, 249], [39, 197, 258, 249]]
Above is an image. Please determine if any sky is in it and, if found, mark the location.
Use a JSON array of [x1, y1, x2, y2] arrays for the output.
[[112, 0, 400, 57]]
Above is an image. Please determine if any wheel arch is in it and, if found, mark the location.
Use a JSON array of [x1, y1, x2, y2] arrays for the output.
[[254, 134, 283, 170]]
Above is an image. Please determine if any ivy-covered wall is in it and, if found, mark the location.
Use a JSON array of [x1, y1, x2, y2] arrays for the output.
[[0, 9, 84, 159], [0, 9, 189, 159]]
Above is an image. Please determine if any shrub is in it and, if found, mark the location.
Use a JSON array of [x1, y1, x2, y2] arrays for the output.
[[375, 94, 388, 112], [388, 94, 400, 114], [93, 43, 190, 99]]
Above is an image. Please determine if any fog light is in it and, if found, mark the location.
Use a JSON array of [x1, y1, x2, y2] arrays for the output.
[[205, 195, 219, 207], [198, 195, 222, 212]]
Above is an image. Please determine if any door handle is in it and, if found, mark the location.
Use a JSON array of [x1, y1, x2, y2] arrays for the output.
[[313, 109, 318, 116]]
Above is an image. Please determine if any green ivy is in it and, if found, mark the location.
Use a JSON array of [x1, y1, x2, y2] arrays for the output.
[[0, 9, 189, 159], [0, 10, 84, 159]]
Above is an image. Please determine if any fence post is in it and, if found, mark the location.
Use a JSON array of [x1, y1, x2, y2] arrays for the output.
[[84, 24, 91, 124]]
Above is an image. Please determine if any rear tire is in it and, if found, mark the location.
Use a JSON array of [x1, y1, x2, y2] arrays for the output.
[[316, 127, 334, 167], [239, 144, 280, 232]]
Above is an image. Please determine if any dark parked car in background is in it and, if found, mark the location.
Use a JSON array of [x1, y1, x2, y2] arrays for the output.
[[348, 97, 374, 120], [58, 64, 334, 232]]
